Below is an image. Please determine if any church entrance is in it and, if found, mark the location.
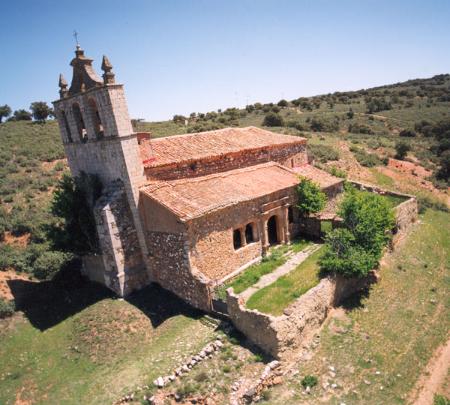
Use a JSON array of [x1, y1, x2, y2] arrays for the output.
[[267, 215, 279, 246]]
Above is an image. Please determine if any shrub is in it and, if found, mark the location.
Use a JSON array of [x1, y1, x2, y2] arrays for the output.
[[395, 141, 410, 160], [263, 112, 284, 127], [296, 178, 327, 217], [399, 129, 416, 137], [286, 120, 306, 131], [320, 186, 395, 277], [277, 99, 288, 107], [310, 117, 339, 132], [433, 394, 450, 405], [0, 298, 15, 319], [352, 147, 383, 167], [308, 144, 339, 163], [32, 250, 74, 280], [436, 150, 450, 182], [301, 375, 318, 389], [348, 123, 374, 135]]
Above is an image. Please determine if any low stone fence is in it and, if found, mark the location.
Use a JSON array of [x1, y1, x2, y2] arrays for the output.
[[227, 272, 377, 359]]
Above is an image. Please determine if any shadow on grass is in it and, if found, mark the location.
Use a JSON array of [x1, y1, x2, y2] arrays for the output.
[[340, 286, 371, 311], [8, 265, 203, 331]]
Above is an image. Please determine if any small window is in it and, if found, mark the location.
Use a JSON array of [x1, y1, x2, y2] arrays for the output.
[[233, 229, 242, 250], [288, 206, 294, 223], [245, 223, 255, 244]]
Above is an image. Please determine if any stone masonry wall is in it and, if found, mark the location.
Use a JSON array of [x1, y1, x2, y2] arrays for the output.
[[227, 273, 376, 359], [93, 181, 149, 296], [145, 143, 307, 181], [189, 189, 297, 282], [146, 231, 212, 311]]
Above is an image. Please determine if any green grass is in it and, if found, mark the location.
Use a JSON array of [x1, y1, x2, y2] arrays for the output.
[[0, 286, 215, 405], [246, 246, 325, 315], [268, 209, 450, 404], [221, 239, 311, 296]]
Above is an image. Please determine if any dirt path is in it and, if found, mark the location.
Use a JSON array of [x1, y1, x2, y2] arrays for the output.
[[409, 336, 450, 405], [238, 244, 322, 302]]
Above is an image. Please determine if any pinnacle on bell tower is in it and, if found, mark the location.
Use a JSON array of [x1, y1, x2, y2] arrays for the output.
[[101, 55, 116, 85], [58, 74, 68, 98]]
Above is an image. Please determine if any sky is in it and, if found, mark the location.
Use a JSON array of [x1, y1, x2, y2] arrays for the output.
[[1, 0, 450, 121]]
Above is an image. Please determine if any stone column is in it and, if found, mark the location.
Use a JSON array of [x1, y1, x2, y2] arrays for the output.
[[240, 227, 246, 247], [261, 218, 269, 255], [283, 206, 291, 243]]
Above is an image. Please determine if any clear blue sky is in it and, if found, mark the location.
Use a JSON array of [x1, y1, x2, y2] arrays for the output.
[[1, 0, 449, 121]]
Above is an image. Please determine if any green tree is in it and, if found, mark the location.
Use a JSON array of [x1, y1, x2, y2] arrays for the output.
[[30, 101, 52, 122], [50, 173, 102, 255], [263, 112, 284, 127], [0, 104, 12, 123], [277, 99, 288, 107], [436, 150, 450, 182], [320, 186, 395, 278], [296, 178, 327, 216], [12, 109, 32, 121], [395, 141, 410, 160]]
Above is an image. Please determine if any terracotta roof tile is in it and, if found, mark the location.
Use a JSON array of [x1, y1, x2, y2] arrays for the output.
[[292, 164, 344, 189], [142, 126, 306, 168], [140, 162, 300, 220]]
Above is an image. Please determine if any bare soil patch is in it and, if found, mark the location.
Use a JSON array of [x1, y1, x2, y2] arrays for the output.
[[0, 269, 31, 301], [2, 232, 30, 248], [409, 336, 450, 404]]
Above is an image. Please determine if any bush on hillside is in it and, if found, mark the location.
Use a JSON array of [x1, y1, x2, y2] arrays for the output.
[[0, 104, 12, 123], [350, 146, 383, 167], [296, 178, 327, 217], [30, 101, 53, 122], [277, 99, 289, 107], [263, 112, 284, 127], [308, 144, 340, 163], [399, 129, 416, 137], [348, 123, 374, 135], [395, 141, 410, 160], [0, 298, 15, 319], [32, 251, 74, 280]]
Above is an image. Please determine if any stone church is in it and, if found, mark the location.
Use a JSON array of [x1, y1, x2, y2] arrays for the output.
[[53, 46, 343, 311]]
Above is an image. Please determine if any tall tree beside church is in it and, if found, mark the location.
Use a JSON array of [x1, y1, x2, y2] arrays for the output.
[[0, 104, 11, 123]]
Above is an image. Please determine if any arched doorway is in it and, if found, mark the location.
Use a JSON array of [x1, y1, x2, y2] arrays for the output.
[[267, 215, 278, 245]]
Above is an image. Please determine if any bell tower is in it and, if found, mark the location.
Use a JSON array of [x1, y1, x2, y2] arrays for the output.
[[53, 45, 151, 296]]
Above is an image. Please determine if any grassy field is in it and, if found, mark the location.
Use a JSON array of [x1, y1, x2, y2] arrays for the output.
[[220, 239, 311, 296], [266, 209, 450, 404], [0, 282, 216, 405], [0, 75, 449, 403], [246, 246, 324, 315]]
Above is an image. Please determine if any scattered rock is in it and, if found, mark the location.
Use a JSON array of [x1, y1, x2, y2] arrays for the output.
[[153, 376, 164, 388]]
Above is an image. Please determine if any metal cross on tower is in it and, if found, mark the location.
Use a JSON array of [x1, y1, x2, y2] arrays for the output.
[[73, 30, 79, 47]]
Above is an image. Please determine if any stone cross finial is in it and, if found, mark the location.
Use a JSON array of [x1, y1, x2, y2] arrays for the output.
[[58, 73, 69, 98], [101, 55, 115, 84]]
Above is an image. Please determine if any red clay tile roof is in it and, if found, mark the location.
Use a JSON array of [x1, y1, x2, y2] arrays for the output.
[[142, 126, 306, 168], [292, 164, 344, 189], [140, 162, 300, 220]]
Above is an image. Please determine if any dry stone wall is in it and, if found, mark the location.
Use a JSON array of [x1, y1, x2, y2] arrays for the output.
[[227, 273, 377, 359], [145, 144, 307, 181]]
